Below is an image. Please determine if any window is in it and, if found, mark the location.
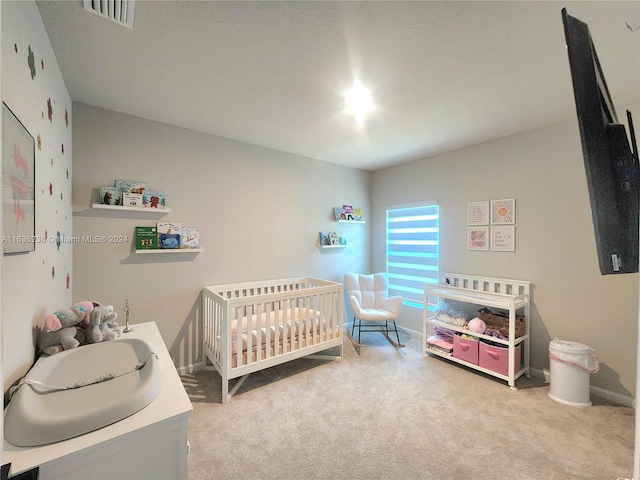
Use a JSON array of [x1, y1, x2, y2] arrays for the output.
[[386, 203, 439, 308]]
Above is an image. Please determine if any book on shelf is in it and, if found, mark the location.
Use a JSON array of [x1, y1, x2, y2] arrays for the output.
[[115, 180, 148, 194], [333, 206, 364, 222], [160, 233, 180, 249], [181, 227, 200, 249], [122, 192, 143, 207], [142, 190, 166, 209], [319, 231, 346, 246], [157, 222, 181, 235], [100, 186, 122, 205], [157, 222, 181, 249], [135, 226, 158, 249]]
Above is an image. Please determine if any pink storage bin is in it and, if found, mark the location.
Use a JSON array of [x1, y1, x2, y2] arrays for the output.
[[479, 342, 522, 376], [453, 335, 479, 365]]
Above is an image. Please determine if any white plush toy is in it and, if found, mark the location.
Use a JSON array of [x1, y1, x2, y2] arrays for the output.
[[86, 305, 120, 343], [467, 317, 487, 334]]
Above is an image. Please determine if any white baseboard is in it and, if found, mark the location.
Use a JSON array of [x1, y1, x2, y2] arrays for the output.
[[397, 324, 423, 339], [520, 367, 633, 407], [590, 385, 634, 408]]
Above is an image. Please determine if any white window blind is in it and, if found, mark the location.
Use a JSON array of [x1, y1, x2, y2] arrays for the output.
[[386, 203, 439, 308]]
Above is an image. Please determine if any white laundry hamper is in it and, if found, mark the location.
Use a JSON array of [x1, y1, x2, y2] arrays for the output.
[[548, 338, 599, 407]]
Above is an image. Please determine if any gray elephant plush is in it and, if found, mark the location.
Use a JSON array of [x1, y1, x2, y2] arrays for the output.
[[86, 305, 120, 344], [37, 308, 86, 355]]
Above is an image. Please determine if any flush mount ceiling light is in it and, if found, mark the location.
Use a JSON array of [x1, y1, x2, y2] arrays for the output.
[[83, 0, 136, 29], [343, 79, 374, 126]]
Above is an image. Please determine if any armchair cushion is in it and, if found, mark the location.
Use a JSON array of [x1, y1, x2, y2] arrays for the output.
[[345, 273, 403, 322], [381, 295, 403, 317]]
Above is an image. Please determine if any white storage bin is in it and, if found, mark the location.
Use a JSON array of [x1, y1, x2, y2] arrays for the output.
[[548, 339, 599, 407]]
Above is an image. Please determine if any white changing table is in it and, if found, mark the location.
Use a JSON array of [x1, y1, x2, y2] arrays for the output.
[[423, 273, 531, 389], [3, 322, 193, 479]]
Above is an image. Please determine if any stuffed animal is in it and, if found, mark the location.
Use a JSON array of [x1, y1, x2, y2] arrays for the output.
[[70, 300, 97, 329], [96, 304, 120, 341], [86, 305, 120, 343], [37, 308, 86, 355], [85, 308, 104, 344], [467, 317, 487, 334]]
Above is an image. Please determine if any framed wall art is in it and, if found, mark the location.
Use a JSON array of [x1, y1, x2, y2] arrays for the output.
[[491, 225, 516, 252], [468, 201, 489, 225], [3, 102, 35, 255], [491, 198, 515, 224], [468, 226, 489, 251]]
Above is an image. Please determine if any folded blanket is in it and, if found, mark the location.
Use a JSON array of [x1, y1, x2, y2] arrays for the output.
[[427, 335, 454, 354], [433, 324, 456, 341]]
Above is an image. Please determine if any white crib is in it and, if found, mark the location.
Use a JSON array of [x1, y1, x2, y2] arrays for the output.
[[202, 277, 343, 403]]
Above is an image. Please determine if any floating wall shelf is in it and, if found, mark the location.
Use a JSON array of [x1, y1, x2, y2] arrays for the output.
[[135, 249, 202, 254], [92, 203, 172, 214]]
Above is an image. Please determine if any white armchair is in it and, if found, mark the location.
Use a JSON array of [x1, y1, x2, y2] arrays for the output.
[[344, 272, 404, 348]]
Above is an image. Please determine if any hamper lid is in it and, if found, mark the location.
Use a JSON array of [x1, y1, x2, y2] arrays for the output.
[[549, 338, 593, 355], [548, 338, 599, 373]]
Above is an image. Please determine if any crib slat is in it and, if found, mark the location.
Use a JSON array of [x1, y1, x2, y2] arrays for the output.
[[325, 292, 330, 341], [330, 292, 335, 339], [278, 299, 291, 355], [304, 295, 322, 341], [234, 306, 242, 368], [214, 296, 221, 365], [285, 296, 299, 352], [305, 295, 312, 347], [255, 302, 263, 363], [212, 298, 217, 360], [268, 301, 273, 360], [247, 304, 255, 366]]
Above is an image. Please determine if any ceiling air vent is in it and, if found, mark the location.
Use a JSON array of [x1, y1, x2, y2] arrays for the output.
[[83, 0, 136, 29]]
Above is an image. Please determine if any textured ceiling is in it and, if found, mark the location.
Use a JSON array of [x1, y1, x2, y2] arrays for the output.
[[36, 1, 639, 171]]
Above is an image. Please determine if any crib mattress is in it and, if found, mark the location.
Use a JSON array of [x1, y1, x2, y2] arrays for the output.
[[225, 307, 333, 355], [229, 330, 340, 368]]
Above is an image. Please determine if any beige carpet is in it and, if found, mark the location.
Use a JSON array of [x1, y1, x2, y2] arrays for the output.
[[182, 331, 634, 480]]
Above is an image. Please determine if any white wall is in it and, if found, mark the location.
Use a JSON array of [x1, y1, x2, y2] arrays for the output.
[[372, 108, 640, 401], [1, 0, 73, 392], [72, 103, 370, 372]]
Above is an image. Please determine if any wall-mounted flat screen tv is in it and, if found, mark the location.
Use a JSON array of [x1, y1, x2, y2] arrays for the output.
[[562, 8, 639, 275]]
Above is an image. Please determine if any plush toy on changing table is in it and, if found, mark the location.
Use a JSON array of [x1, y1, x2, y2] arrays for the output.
[[37, 308, 86, 355], [85, 305, 120, 343], [70, 300, 97, 329]]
